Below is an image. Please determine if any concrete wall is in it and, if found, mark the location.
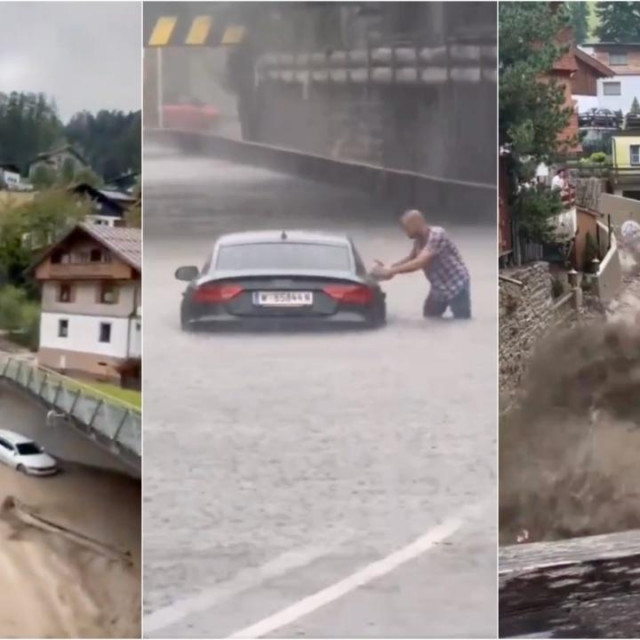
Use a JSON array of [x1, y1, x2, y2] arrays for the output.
[[129, 318, 141, 359], [594, 221, 623, 304], [39, 313, 134, 360], [251, 76, 496, 186], [499, 262, 575, 395], [599, 192, 640, 229], [146, 128, 495, 223]]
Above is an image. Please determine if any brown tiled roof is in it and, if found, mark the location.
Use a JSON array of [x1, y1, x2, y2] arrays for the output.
[[553, 49, 578, 73], [28, 221, 141, 274], [79, 222, 141, 271], [574, 48, 615, 78]]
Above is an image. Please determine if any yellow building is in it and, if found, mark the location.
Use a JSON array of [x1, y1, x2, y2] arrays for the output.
[[611, 132, 640, 198]]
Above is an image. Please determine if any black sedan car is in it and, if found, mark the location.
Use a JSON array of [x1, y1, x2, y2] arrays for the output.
[[175, 230, 386, 330]]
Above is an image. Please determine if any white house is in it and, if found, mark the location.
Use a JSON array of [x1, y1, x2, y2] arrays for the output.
[[578, 43, 640, 113], [30, 222, 141, 385]]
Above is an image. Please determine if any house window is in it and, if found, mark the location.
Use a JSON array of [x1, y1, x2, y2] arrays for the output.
[[99, 322, 111, 343], [603, 82, 622, 96], [51, 251, 70, 264], [631, 145, 640, 166], [73, 251, 90, 264], [58, 284, 72, 303], [99, 282, 118, 304], [90, 248, 102, 262], [609, 52, 628, 66], [58, 319, 68, 338]]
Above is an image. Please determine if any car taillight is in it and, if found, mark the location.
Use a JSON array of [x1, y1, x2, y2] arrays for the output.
[[323, 284, 373, 305], [193, 283, 243, 303]]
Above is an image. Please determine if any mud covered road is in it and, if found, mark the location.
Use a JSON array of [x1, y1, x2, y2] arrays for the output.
[[0, 384, 141, 638], [143, 144, 498, 638], [499, 255, 640, 638]]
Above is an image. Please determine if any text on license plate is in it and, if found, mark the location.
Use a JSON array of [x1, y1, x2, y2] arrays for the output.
[[254, 291, 313, 306]]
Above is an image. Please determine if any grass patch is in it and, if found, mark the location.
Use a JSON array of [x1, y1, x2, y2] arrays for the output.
[[84, 381, 142, 409], [43, 372, 141, 410]]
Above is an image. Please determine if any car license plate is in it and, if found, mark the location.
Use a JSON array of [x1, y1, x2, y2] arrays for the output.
[[254, 291, 313, 307]]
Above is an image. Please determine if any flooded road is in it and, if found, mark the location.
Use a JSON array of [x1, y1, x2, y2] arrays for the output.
[[143, 144, 497, 638], [0, 384, 141, 638]]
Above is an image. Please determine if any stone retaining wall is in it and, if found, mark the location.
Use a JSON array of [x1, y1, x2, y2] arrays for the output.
[[499, 262, 576, 395]]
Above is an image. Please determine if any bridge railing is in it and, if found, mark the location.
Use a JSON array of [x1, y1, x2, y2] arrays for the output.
[[0, 357, 141, 460]]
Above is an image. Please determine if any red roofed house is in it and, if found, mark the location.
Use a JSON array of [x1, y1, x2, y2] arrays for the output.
[[547, 5, 614, 155]]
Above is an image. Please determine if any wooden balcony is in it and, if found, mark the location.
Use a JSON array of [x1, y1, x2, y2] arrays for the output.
[[35, 260, 134, 280]]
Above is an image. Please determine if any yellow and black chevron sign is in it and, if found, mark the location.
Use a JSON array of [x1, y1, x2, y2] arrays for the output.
[[145, 15, 246, 47]]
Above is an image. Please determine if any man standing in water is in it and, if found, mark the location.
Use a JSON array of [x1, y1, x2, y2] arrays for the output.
[[373, 209, 471, 319]]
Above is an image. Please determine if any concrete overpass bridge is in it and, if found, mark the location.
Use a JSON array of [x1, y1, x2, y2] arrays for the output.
[[0, 357, 140, 477], [143, 2, 497, 192]]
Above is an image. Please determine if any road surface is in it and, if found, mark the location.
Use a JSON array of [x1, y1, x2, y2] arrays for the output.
[[0, 382, 141, 637], [143, 143, 498, 638]]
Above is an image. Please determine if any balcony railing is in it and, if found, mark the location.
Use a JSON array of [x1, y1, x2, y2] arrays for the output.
[[41, 261, 133, 280]]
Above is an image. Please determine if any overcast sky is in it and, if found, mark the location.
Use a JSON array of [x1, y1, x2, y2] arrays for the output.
[[0, 2, 141, 122]]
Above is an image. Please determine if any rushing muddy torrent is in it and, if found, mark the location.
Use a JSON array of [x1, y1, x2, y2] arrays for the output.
[[500, 320, 640, 545], [0, 463, 140, 638]]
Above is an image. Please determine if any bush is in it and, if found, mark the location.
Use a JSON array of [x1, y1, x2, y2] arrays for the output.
[[589, 151, 608, 164], [0, 286, 28, 331], [0, 286, 40, 350], [512, 186, 564, 244]]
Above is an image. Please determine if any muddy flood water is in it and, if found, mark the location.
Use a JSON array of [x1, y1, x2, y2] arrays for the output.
[[0, 385, 140, 638], [500, 320, 640, 544]]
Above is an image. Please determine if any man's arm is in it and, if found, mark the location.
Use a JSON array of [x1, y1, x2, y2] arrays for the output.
[[390, 244, 418, 268], [389, 247, 434, 275]]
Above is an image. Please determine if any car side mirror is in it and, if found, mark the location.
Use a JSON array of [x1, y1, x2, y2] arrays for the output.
[[175, 266, 199, 281]]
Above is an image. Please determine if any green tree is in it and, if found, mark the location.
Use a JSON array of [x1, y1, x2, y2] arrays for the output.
[[125, 203, 141, 229], [500, 2, 574, 244], [124, 176, 141, 228], [500, 3, 573, 157], [0, 286, 40, 350], [30, 164, 57, 189], [568, 2, 589, 44], [64, 110, 141, 180], [0, 92, 63, 173], [0, 286, 28, 331], [631, 97, 640, 114], [0, 190, 90, 289], [73, 167, 103, 187], [60, 157, 76, 186], [594, 2, 640, 42]]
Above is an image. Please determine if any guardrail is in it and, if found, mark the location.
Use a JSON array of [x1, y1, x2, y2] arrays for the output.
[[145, 128, 496, 224], [0, 357, 141, 474]]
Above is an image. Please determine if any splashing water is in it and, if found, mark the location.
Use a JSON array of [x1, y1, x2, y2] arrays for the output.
[[500, 321, 640, 544]]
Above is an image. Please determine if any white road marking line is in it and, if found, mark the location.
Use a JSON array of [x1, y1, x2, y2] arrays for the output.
[[144, 541, 348, 636], [229, 501, 488, 639]]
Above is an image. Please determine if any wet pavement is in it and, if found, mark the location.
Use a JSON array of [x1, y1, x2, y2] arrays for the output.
[[142, 143, 498, 638]]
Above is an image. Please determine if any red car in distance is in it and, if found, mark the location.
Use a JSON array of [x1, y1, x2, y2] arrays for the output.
[[162, 102, 220, 132]]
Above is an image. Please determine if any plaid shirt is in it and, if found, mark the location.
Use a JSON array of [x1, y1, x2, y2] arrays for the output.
[[414, 226, 469, 300]]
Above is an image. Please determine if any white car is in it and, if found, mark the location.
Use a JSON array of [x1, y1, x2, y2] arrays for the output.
[[0, 430, 59, 476]]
